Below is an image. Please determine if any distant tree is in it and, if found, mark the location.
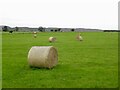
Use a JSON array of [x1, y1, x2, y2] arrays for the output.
[[51, 29, 53, 32], [71, 29, 75, 32], [9, 30, 13, 33], [15, 27, 19, 31], [58, 28, 61, 32], [55, 29, 57, 32], [38, 27, 45, 32], [2, 26, 8, 32]]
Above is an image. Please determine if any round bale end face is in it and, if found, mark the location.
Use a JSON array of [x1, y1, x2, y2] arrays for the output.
[[46, 47, 58, 68]]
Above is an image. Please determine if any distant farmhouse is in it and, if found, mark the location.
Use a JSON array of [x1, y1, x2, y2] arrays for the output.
[[0, 26, 3, 31], [45, 27, 103, 32], [0, 25, 8, 31], [0, 25, 119, 32]]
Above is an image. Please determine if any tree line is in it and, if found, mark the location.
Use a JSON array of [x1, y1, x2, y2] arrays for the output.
[[2, 26, 62, 33]]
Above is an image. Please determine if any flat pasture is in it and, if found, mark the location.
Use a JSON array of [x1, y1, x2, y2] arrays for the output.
[[2, 32, 118, 88]]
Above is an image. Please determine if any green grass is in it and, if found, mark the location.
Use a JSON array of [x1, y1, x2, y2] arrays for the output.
[[2, 32, 118, 88], [0, 32, 2, 89]]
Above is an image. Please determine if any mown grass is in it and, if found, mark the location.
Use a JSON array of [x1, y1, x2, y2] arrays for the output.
[[2, 32, 118, 88], [0, 32, 2, 89]]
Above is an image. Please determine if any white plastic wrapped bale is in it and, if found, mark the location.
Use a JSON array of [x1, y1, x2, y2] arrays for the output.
[[48, 37, 56, 42], [28, 46, 58, 68]]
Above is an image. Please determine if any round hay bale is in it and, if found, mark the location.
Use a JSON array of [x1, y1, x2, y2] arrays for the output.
[[33, 34, 37, 38], [76, 35, 83, 41], [33, 32, 37, 34], [48, 37, 56, 43], [28, 46, 58, 68], [76, 33, 83, 41]]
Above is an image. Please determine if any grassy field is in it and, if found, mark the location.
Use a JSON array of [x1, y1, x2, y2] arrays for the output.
[[2, 32, 118, 88], [0, 32, 2, 89]]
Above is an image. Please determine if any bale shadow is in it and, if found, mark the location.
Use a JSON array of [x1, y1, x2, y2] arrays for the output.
[[29, 65, 60, 70]]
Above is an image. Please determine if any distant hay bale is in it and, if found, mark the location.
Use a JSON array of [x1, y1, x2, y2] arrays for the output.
[[48, 37, 56, 43], [76, 35, 83, 41], [33, 34, 37, 38], [33, 32, 37, 34], [28, 46, 58, 68], [32, 32, 37, 38], [76, 33, 83, 41]]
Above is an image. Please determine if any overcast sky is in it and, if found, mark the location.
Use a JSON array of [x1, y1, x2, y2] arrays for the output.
[[0, 0, 119, 30]]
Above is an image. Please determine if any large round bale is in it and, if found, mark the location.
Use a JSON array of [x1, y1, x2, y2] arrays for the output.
[[48, 37, 56, 43], [28, 46, 58, 68]]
